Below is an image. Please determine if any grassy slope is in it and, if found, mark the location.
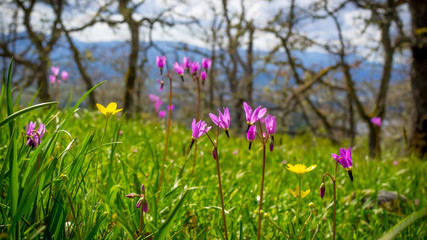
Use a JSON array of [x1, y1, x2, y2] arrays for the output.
[[0, 104, 426, 239]]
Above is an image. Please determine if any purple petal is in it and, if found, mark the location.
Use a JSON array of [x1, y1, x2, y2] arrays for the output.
[[243, 102, 252, 121], [258, 107, 267, 120], [331, 153, 340, 161], [209, 113, 219, 126]]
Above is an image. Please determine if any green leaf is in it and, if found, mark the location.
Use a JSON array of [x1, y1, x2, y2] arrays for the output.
[[155, 190, 189, 240], [0, 101, 58, 128], [379, 207, 427, 240], [87, 212, 108, 239]]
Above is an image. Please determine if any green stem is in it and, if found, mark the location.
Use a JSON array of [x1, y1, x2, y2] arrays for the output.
[[95, 117, 109, 202], [139, 207, 144, 236], [297, 174, 302, 228], [158, 76, 173, 203], [257, 144, 266, 240]]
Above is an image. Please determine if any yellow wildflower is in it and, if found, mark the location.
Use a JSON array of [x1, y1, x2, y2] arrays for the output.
[[286, 163, 316, 174], [289, 186, 311, 199], [96, 102, 122, 117]]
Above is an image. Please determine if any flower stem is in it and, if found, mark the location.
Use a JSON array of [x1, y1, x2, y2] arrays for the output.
[[158, 76, 173, 203], [332, 161, 338, 240], [332, 178, 336, 240], [95, 117, 109, 201], [297, 174, 302, 227], [215, 147, 228, 240], [257, 144, 266, 240], [139, 207, 144, 236], [56, 83, 59, 102], [192, 77, 201, 174]]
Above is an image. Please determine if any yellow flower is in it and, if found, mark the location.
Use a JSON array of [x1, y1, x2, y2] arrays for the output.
[[96, 102, 122, 117], [289, 186, 311, 199], [286, 163, 316, 174]]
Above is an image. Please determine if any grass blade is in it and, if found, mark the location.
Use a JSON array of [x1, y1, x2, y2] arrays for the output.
[[155, 190, 189, 240], [379, 207, 427, 240], [0, 101, 58, 128]]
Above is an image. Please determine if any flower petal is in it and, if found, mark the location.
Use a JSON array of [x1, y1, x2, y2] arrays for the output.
[[209, 113, 219, 126], [96, 104, 107, 116], [106, 102, 117, 112]]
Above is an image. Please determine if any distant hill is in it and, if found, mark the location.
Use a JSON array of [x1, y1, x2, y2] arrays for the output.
[[2, 35, 409, 90]]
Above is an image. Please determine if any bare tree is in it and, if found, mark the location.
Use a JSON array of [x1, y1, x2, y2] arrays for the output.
[[408, 0, 427, 157], [1, 0, 65, 102]]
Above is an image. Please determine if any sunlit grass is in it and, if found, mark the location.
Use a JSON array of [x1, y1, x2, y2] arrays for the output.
[[0, 64, 426, 239]]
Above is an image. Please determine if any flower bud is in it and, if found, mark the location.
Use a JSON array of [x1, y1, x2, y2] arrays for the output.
[[60, 174, 68, 181], [126, 193, 136, 198], [269, 140, 274, 152], [141, 184, 145, 194], [308, 202, 315, 209], [320, 183, 325, 198], [212, 147, 218, 160]]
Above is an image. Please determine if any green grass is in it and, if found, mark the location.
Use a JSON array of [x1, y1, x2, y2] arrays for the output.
[[1, 64, 426, 239]]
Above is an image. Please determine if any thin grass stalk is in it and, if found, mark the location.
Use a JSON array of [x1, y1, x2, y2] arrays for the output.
[[158, 75, 173, 203], [66, 187, 83, 240], [257, 144, 266, 240], [297, 209, 313, 239]]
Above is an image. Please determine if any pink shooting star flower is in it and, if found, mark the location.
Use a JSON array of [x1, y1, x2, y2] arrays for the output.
[[49, 75, 56, 84], [126, 184, 148, 213], [209, 107, 231, 138], [156, 56, 166, 75], [61, 71, 68, 81], [371, 117, 381, 127], [190, 61, 199, 76], [183, 57, 191, 69], [159, 111, 166, 118], [331, 147, 353, 182], [202, 58, 211, 70], [51, 66, 60, 76], [247, 125, 256, 150], [243, 102, 267, 131], [167, 104, 174, 112], [26, 121, 46, 148], [149, 94, 159, 103], [156, 79, 164, 91], [189, 119, 212, 149], [173, 62, 185, 82], [265, 115, 276, 151], [201, 71, 207, 84], [154, 99, 162, 112]]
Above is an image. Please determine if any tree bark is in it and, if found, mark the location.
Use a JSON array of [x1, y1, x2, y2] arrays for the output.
[[409, 0, 427, 157], [119, 0, 140, 117]]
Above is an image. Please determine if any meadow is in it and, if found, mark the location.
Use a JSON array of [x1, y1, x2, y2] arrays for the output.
[[1, 61, 426, 240]]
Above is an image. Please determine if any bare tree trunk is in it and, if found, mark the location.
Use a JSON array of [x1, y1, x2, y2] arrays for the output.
[[120, 0, 140, 116], [245, 22, 254, 106], [409, 0, 427, 157], [36, 53, 51, 101]]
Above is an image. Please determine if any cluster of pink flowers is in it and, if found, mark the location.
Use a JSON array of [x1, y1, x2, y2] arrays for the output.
[[50, 66, 68, 84], [170, 57, 211, 83], [149, 94, 173, 118]]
